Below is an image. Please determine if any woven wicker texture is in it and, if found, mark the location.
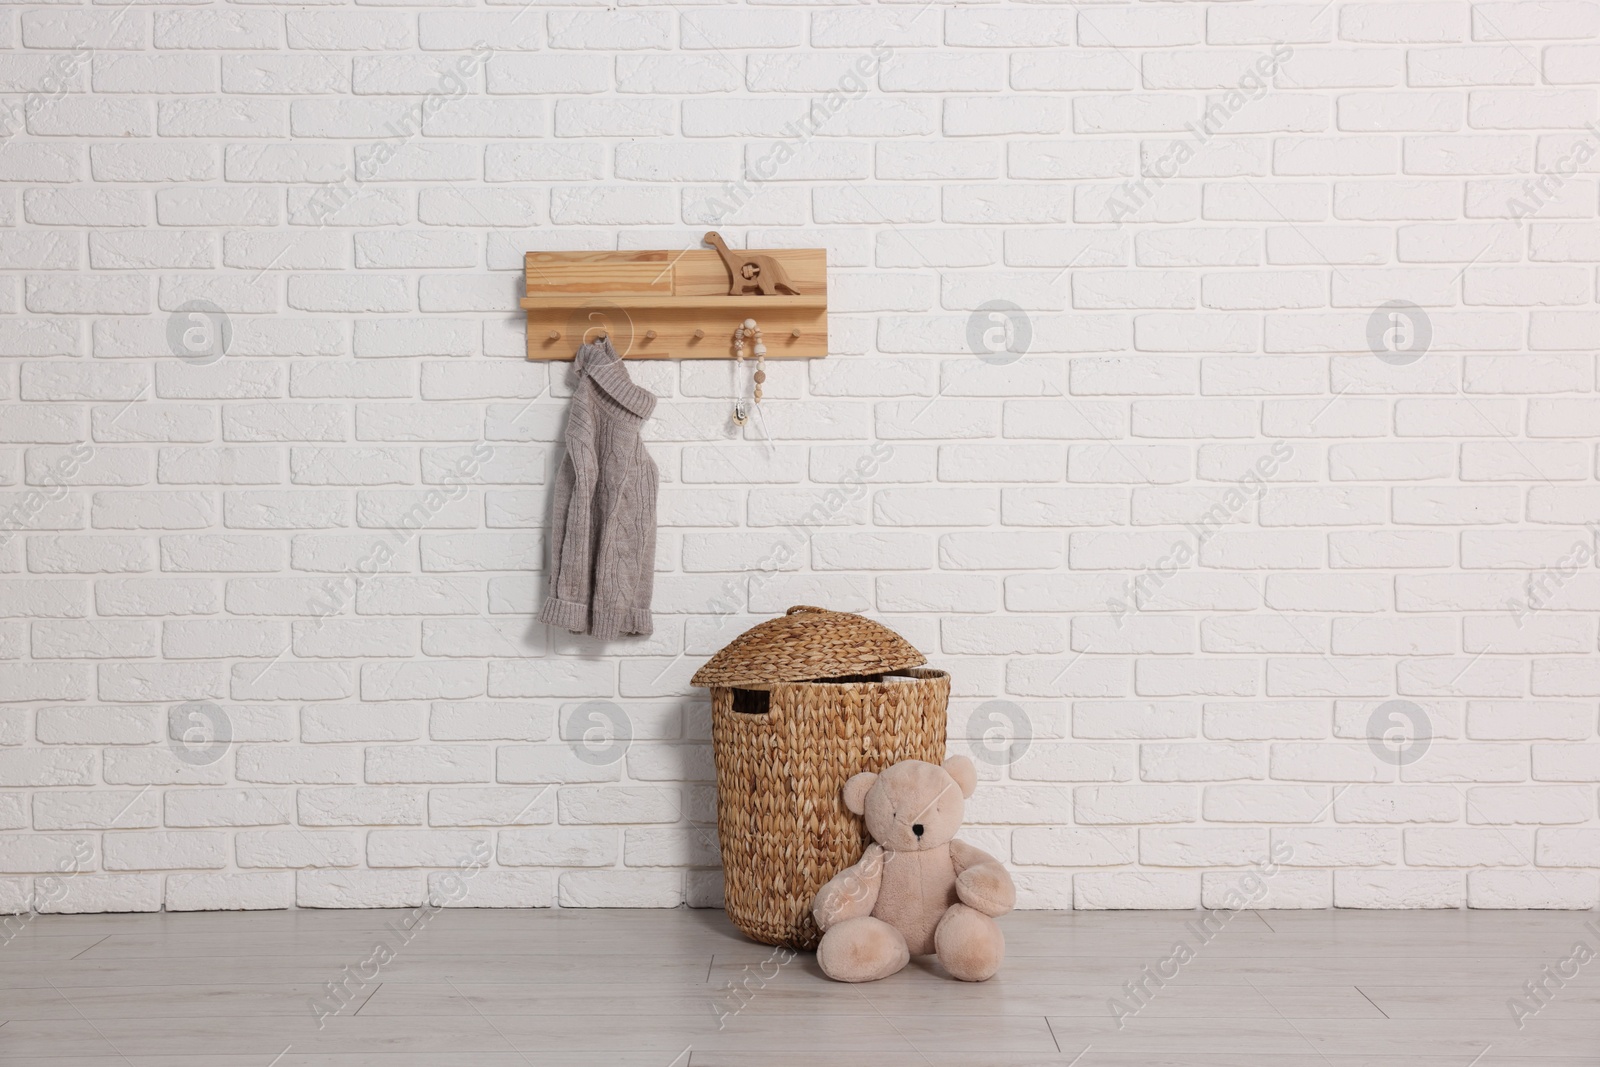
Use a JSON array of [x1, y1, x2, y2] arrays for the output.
[[709, 667, 950, 951], [690, 605, 927, 689]]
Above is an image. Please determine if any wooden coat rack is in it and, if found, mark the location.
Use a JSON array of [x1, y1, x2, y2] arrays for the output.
[[521, 233, 827, 361]]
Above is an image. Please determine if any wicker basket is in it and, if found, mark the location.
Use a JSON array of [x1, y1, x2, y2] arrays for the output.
[[692, 605, 950, 950]]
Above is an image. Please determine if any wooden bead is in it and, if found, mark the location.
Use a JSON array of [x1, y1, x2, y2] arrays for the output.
[[753, 370, 766, 383]]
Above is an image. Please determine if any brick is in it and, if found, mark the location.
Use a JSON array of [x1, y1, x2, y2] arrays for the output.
[[297, 787, 423, 827], [166, 872, 291, 911], [366, 828, 488, 868], [165, 788, 292, 828], [223, 55, 348, 95], [0, 750, 97, 787], [1076, 871, 1198, 910], [301, 703, 423, 743], [1335, 786, 1460, 824], [420, 12, 540, 51], [559, 870, 682, 908], [1465, 785, 1592, 824], [428, 787, 552, 827], [498, 827, 616, 868], [557, 786, 681, 825], [34, 790, 161, 831], [236, 830, 360, 869], [286, 11, 412, 50], [1467, 870, 1598, 909], [358, 744, 488, 784], [296, 869, 422, 908], [32, 621, 156, 661], [103, 831, 227, 871], [170, 14, 296, 64]]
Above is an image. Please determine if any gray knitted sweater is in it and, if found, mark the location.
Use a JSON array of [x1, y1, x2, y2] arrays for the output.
[[539, 338, 658, 639]]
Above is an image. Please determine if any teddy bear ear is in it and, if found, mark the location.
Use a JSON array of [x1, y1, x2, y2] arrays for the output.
[[841, 772, 877, 815], [943, 755, 978, 799]]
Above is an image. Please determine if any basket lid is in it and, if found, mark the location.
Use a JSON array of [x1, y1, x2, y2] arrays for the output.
[[690, 605, 927, 688]]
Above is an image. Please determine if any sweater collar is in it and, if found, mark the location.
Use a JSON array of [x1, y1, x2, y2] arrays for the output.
[[575, 337, 656, 419]]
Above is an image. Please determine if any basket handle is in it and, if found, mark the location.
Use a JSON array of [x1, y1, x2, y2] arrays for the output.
[[786, 605, 826, 615]]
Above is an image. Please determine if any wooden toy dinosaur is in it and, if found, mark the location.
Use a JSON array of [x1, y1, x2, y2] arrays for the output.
[[704, 231, 803, 296]]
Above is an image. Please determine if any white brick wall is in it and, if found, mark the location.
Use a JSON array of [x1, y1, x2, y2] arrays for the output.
[[1, 0, 1598, 914]]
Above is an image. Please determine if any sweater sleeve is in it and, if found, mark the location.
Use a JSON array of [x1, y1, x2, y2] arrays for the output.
[[538, 396, 596, 633]]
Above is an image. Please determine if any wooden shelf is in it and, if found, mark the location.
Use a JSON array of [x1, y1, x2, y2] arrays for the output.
[[520, 294, 827, 312], [523, 246, 829, 361]]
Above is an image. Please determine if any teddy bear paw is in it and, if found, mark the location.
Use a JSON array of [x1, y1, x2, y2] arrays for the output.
[[956, 862, 1016, 917], [817, 916, 910, 983], [934, 903, 1005, 982]]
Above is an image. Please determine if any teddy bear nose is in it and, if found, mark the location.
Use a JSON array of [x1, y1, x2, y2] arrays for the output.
[[912, 823, 924, 837]]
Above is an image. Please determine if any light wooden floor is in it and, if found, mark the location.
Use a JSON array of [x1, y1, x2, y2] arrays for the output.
[[2, 907, 1597, 1065]]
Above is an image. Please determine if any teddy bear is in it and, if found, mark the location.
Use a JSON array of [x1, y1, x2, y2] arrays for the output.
[[811, 755, 1014, 982]]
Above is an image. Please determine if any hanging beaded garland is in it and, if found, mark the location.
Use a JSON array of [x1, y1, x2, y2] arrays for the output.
[[732, 318, 765, 425]]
